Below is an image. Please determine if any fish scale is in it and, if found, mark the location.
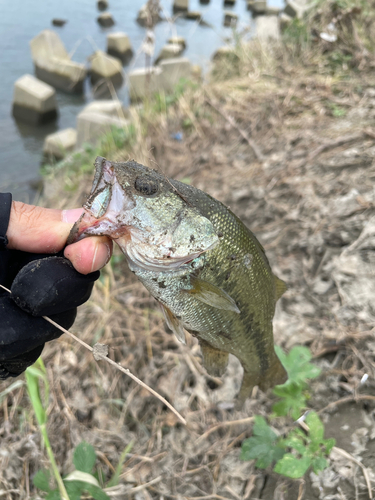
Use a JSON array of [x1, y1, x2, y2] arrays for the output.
[[70, 157, 288, 404]]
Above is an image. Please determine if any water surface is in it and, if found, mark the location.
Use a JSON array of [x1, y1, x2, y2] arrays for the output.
[[0, 0, 282, 201]]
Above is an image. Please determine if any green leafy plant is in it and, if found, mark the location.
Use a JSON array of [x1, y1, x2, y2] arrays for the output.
[[26, 360, 69, 500], [275, 412, 336, 478], [241, 412, 335, 479], [272, 346, 321, 419], [27, 360, 133, 499], [240, 416, 285, 468], [241, 346, 335, 479], [33, 442, 111, 500]]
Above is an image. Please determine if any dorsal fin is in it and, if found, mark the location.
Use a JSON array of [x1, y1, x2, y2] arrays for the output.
[[274, 276, 287, 300]]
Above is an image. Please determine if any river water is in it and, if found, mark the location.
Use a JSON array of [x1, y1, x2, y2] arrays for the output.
[[0, 0, 282, 202]]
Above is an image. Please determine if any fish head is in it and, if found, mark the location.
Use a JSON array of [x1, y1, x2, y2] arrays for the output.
[[70, 157, 219, 271]]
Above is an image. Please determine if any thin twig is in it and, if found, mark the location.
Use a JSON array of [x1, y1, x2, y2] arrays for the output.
[[196, 416, 254, 443], [205, 96, 265, 162], [0, 284, 186, 425], [306, 132, 365, 163], [318, 395, 375, 415], [332, 446, 373, 500]]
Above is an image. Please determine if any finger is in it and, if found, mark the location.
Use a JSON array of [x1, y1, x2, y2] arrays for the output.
[[64, 236, 112, 274], [6, 201, 72, 253]]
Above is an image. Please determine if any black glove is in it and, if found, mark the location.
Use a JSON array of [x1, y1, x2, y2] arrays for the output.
[[0, 253, 100, 379], [0, 193, 100, 379]]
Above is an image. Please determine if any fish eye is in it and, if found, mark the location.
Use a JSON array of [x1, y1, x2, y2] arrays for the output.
[[134, 176, 159, 196]]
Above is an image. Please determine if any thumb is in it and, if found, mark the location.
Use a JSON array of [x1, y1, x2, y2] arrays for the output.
[[6, 201, 71, 253]]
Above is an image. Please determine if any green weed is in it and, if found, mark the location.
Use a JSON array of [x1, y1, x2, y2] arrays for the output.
[[241, 346, 335, 479], [26, 360, 133, 499], [152, 78, 198, 113], [272, 346, 321, 419]]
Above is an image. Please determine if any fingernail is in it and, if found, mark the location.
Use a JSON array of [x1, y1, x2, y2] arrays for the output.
[[91, 242, 111, 272], [62, 208, 84, 224]]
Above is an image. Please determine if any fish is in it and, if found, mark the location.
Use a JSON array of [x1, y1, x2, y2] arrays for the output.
[[68, 156, 288, 403]]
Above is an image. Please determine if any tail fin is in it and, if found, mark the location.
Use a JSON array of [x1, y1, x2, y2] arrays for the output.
[[236, 351, 288, 408], [258, 353, 287, 392]]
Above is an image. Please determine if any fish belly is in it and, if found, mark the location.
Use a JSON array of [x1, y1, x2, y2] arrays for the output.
[[135, 267, 286, 401]]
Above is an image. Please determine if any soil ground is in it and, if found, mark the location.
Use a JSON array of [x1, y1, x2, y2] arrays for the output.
[[1, 24, 375, 500]]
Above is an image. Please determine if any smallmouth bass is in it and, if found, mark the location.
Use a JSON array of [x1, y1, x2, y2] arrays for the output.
[[69, 157, 287, 403]]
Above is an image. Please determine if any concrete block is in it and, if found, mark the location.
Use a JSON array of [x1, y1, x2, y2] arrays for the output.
[[224, 11, 238, 27], [155, 43, 184, 64], [266, 6, 281, 15], [12, 74, 57, 125], [30, 30, 86, 93], [129, 58, 191, 101], [43, 128, 77, 160], [250, 1, 267, 14], [97, 12, 115, 27], [185, 11, 202, 21], [30, 30, 68, 61], [167, 37, 186, 50], [136, 3, 162, 26], [256, 15, 280, 41], [107, 32, 133, 64], [158, 57, 191, 92], [128, 67, 162, 101], [76, 111, 129, 147], [90, 50, 123, 87], [173, 0, 188, 13], [284, 0, 311, 18], [212, 45, 238, 61], [97, 0, 108, 11], [83, 100, 127, 118]]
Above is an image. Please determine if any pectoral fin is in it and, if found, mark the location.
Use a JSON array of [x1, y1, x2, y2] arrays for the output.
[[183, 277, 240, 313], [199, 339, 229, 377], [160, 304, 186, 344]]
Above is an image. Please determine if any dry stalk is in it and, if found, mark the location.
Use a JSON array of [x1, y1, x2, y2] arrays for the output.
[[318, 395, 375, 415], [196, 416, 254, 443], [0, 284, 186, 425], [332, 447, 373, 500], [302, 132, 365, 167]]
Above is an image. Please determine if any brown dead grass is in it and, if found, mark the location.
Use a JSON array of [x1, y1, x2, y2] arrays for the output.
[[2, 12, 375, 497]]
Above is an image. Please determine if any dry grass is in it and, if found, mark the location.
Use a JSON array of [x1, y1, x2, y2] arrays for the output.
[[2, 6, 375, 497]]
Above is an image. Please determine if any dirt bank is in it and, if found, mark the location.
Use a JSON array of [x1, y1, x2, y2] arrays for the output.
[[1, 5, 375, 498]]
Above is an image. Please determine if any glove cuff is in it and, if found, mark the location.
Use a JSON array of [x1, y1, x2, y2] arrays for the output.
[[0, 193, 12, 250]]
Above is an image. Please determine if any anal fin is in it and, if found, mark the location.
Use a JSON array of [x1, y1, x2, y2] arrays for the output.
[[199, 339, 229, 377], [274, 275, 287, 300]]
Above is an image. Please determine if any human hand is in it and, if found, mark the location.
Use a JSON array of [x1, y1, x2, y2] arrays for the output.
[[0, 199, 113, 379], [7, 201, 113, 274]]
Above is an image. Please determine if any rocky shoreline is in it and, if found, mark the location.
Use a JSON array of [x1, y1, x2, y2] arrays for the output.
[[11, 0, 309, 164]]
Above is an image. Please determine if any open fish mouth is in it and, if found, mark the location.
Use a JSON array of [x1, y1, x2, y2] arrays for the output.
[[68, 157, 219, 272]]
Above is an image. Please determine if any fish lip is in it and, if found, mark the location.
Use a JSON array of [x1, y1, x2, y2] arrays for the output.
[[68, 209, 129, 243]]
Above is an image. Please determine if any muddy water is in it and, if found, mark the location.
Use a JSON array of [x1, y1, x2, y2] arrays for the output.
[[0, 0, 283, 202]]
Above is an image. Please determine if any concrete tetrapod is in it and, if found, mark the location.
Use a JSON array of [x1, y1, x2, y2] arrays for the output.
[[12, 74, 58, 125], [30, 30, 86, 94]]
